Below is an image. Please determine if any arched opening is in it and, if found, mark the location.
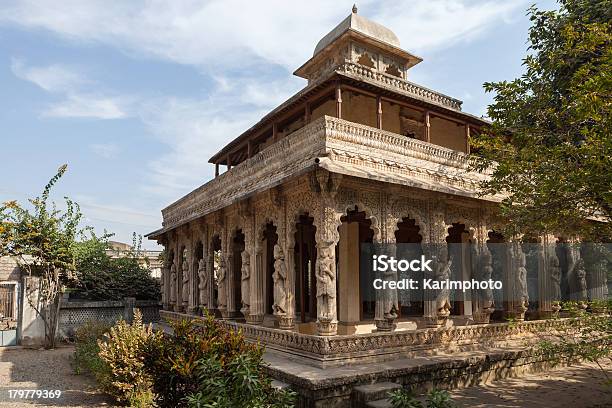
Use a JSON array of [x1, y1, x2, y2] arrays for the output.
[[446, 223, 472, 316], [262, 222, 278, 316], [211, 235, 221, 309], [339, 206, 374, 326], [487, 231, 506, 322], [294, 214, 317, 323], [231, 229, 245, 316], [395, 217, 423, 317]]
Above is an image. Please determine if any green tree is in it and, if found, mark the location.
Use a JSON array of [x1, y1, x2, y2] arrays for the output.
[[72, 233, 160, 301], [471, 0, 612, 239], [0, 165, 83, 348]]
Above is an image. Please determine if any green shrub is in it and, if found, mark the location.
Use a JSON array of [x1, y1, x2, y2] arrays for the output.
[[388, 389, 454, 408], [73, 321, 112, 380], [98, 309, 156, 407]]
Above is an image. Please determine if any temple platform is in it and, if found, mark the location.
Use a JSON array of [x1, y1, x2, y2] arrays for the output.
[[161, 311, 578, 407]]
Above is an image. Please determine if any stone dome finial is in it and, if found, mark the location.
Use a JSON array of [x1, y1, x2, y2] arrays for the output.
[[352, 4, 358, 14]]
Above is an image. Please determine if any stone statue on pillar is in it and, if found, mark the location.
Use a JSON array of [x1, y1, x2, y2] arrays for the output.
[[181, 259, 190, 306], [434, 246, 452, 322], [169, 263, 177, 304], [573, 258, 588, 307], [197, 258, 209, 310], [240, 250, 251, 317], [512, 244, 529, 320], [272, 244, 287, 316], [316, 242, 337, 335], [549, 251, 562, 313], [473, 246, 495, 323], [217, 257, 227, 310]]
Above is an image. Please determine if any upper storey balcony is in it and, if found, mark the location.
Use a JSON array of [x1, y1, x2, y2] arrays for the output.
[[160, 115, 493, 231]]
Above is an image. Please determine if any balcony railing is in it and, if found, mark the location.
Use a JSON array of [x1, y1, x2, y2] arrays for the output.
[[161, 116, 486, 230]]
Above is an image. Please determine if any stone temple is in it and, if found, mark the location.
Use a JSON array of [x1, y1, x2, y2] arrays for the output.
[[148, 7, 607, 405]]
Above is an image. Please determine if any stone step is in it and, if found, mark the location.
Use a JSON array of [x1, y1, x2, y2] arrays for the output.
[[365, 399, 392, 408], [352, 382, 402, 406]]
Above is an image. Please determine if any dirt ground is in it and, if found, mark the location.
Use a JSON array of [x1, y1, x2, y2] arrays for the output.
[[450, 359, 612, 408], [0, 346, 114, 407], [0, 346, 609, 407]]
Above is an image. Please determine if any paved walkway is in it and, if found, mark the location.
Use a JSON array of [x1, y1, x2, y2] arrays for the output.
[[0, 346, 114, 407], [450, 360, 612, 408]]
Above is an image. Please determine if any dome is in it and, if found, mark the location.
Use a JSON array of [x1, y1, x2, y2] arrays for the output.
[[313, 8, 401, 56]]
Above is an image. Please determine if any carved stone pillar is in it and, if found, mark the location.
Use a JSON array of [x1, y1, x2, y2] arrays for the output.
[[315, 202, 340, 336], [423, 204, 449, 327], [374, 236, 398, 331], [472, 244, 495, 324], [536, 236, 553, 318], [283, 226, 296, 330], [506, 241, 528, 321], [218, 222, 230, 318], [583, 244, 609, 310]]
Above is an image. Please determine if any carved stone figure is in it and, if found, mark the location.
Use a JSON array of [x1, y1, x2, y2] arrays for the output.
[[240, 250, 250, 316], [548, 252, 562, 312], [573, 258, 588, 302], [169, 263, 177, 303], [478, 246, 495, 311], [181, 259, 190, 304], [197, 258, 209, 308], [217, 258, 227, 309], [316, 243, 336, 322], [513, 244, 529, 315], [434, 246, 452, 318], [272, 244, 287, 315]]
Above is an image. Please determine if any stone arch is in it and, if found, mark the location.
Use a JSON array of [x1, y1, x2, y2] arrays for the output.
[[338, 201, 381, 243]]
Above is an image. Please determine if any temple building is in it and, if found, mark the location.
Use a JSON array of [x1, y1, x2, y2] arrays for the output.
[[147, 7, 606, 353]]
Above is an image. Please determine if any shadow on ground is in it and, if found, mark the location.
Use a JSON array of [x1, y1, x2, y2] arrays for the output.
[[450, 360, 612, 408], [0, 346, 115, 407]]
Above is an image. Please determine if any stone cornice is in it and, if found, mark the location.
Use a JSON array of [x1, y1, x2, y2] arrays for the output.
[[334, 62, 463, 111], [155, 116, 496, 234]]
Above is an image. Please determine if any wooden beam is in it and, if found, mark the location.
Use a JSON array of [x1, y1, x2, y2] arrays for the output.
[[226, 154, 232, 170], [465, 124, 471, 154], [376, 95, 383, 129], [247, 140, 253, 158], [335, 84, 342, 119], [215, 163, 219, 177], [425, 111, 431, 143], [272, 123, 278, 142]]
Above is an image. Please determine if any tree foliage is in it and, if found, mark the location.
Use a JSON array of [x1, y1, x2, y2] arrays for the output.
[[0, 164, 82, 348], [71, 233, 160, 301], [471, 0, 612, 239]]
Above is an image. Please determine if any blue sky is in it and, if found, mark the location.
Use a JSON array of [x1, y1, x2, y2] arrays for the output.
[[0, 0, 556, 249]]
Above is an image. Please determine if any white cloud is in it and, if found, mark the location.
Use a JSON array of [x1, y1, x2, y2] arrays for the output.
[[89, 143, 120, 159], [11, 58, 128, 119], [1, 0, 528, 199], [0, 1, 526, 71], [139, 75, 301, 198], [10, 57, 88, 92], [44, 94, 127, 119]]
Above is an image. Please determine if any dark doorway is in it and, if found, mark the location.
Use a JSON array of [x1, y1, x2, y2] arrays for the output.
[[395, 217, 423, 317], [294, 214, 317, 323], [232, 230, 245, 315]]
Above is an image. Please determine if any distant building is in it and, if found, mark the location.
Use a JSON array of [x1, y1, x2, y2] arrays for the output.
[[106, 241, 163, 279]]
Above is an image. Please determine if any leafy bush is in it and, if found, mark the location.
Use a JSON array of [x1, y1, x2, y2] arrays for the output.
[[145, 313, 296, 408], [72, 233, 160, 301], [97, 310, 156, 407], [388, 389, 455, 408], [73, 321, 112, 379], [92, 311, 295, 407]]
